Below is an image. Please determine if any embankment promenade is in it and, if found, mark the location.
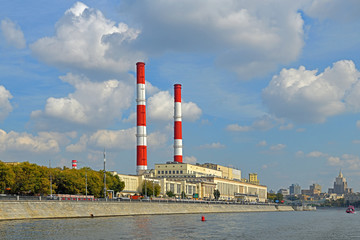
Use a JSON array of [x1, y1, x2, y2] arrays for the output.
[[0, 200, 294, 220]]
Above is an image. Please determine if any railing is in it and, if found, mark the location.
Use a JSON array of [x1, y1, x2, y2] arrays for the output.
[[0, 195, 275, 206]]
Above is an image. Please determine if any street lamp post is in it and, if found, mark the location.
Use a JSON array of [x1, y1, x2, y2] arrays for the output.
[[153, 180, 155, 198], [85, 170, 88, 198], [49, 160, 52, 198], [103, 149, 107, 200]]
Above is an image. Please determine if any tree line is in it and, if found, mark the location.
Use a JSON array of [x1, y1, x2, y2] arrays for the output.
[[0, 161, 125, 198]]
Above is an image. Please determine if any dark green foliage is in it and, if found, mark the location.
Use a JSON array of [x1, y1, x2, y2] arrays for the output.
[[214, 189, 220, 200], [166, 191, 175, 198], [0, 162, 15, 193], [0, 161, 124, 198], [267, 192, 283, 202], [181, 191, 186, 199]]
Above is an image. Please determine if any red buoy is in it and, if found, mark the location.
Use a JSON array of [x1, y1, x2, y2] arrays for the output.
[[201, 216, 205, 221]]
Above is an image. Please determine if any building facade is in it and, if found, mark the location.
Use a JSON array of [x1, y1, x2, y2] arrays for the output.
[[289, 184, 301, 195], [115, 162, 267, 202], [328, 170, 353, 194]]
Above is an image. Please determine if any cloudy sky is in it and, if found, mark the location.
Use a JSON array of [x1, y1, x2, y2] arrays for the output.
[[1, 0, 360, 192]]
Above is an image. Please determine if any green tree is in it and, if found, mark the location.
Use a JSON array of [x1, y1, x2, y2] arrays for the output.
[[276, 193, 284, 202], [166, 191, 175, 198], [86, 169, 103, 197], [142, 180, 161, 197], [267, 193, 276, 202], [181, 191, 186, 199], [12, 162, 50, 195], [54, 168, 84, 195], [214, 189, 220, 200], [104, 172, 125, 195], [0, 161, 15, 193]]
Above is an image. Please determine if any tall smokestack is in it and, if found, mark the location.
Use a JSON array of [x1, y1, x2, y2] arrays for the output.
[[136, 62, 147, 174], [72, 160, 77, 169], [174, 84, 183, 163]]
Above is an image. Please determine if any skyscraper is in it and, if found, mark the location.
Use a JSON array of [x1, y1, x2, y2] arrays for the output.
[[328, 170, 352, 194], [289, 183, 301, 195]]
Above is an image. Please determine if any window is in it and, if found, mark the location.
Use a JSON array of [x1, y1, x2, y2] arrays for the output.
[[176, 170, 179, 174], [165, 171, 168, 174], [158, 171, 160, 174], [180, 170, 183, 174], [161, 171, 164, 174], [173, 170, 175, 174]]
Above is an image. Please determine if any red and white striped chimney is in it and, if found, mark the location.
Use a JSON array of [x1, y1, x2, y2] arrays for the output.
[[136, 62, 147, 174], [72, 160, 77, 169], [174, 84, 183, 163]]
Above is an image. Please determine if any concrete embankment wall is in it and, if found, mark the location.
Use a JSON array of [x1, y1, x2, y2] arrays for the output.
[[0, 201, 293, 220]]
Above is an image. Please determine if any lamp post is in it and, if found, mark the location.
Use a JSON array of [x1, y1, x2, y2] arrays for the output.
[[85, 170, 88, 198], [152, 180, 155, 198], [49, 160, 52, 198], [103, 149, 107, 200]]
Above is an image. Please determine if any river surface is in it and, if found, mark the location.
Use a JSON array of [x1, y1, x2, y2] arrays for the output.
[[0, 208, 359, 240]]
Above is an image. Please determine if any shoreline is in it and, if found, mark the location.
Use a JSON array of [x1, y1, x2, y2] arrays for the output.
[[0, 201, 295, 221]]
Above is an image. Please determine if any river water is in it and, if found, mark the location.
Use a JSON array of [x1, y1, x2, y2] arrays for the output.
[[0, 208, 359, 240]]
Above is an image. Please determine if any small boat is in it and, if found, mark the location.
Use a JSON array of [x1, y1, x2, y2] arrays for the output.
[[346, 205, 355, 213]]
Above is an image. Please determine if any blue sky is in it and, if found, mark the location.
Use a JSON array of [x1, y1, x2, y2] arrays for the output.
[[1, 0, 360, 192]]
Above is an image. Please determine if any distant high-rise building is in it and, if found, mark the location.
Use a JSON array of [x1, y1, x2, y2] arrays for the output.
[[277, 188, 289, 196], [328, 170, 353, 194], [310, 183, 321, 195], [289, 184, 301, 195]]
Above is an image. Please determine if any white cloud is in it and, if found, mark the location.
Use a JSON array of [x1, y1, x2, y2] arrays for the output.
[[66, 127, 168, 152], [147, 91, 173, 121], [184, 156, 197, 164], [148, 131, 168, 149], [147, 90, 201, 122], [295, 151, 304, 157], [327, 154, 360, 169], [122, 0, 305, 79], [307, 151, 327, 158], [270, 144, 286, 151], [327, 156, 342, 166], [0, 18, 26, 49], [263, 60, 360, 123], [0, 85, 13, 121], [199, 142, 225, 149], [257, 140, 267, 147], [279, 123, 293, 130], [343, 154, 360, 169], [30, 2, 144, 73], [0, 129, 60, 153], [182, 102, 202, 122], [226, 124, 251, 132], [66, 134, 88, 152], [305, 0, 360, 22], [356, 120, 360, 129], [88, 128, 136, 150], [227, 115, 275, 132], [252, 115, 275, 131], [31, 73, 133, 129]]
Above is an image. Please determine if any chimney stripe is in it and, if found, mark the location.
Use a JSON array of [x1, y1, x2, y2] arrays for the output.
[[136, 62, 147, 174], [174, 84, 183, 163]]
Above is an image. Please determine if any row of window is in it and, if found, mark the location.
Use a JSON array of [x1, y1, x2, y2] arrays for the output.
[[158, 170, 183, 174]]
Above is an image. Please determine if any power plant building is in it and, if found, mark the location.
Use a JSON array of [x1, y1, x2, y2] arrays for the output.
[[116, 162, 267, 202], [114, 62, 268, 203]]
